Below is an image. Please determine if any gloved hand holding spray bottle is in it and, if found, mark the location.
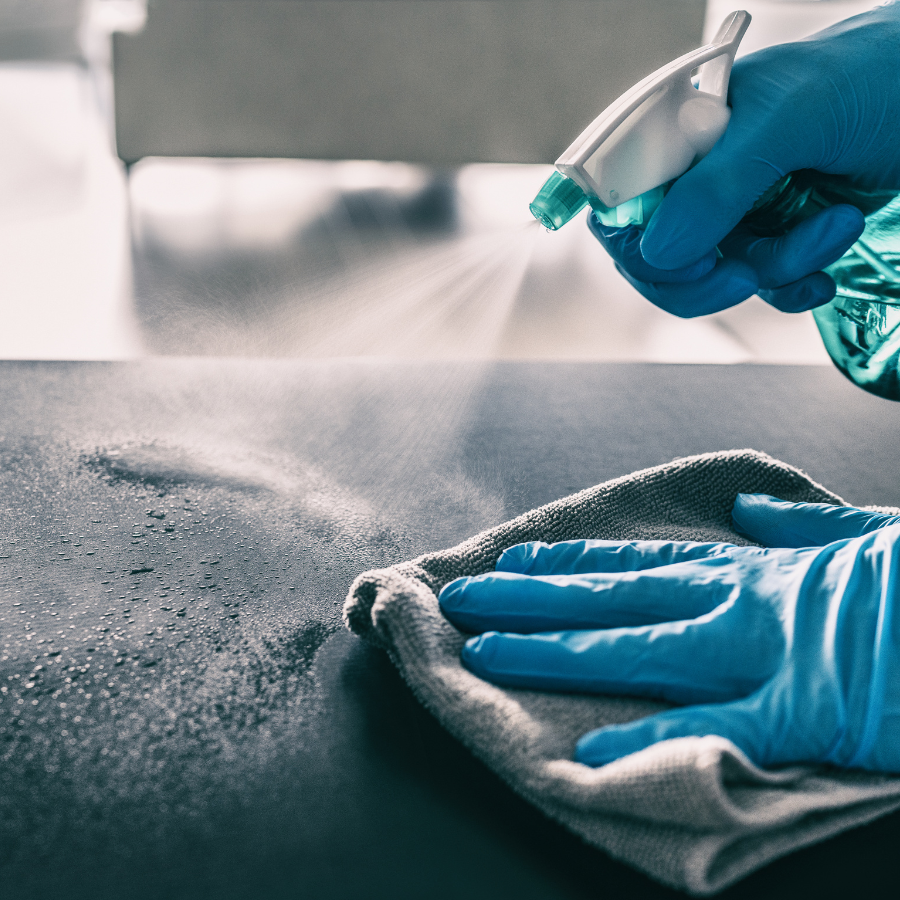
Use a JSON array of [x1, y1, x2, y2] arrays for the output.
[[529, 5, 900, 400]]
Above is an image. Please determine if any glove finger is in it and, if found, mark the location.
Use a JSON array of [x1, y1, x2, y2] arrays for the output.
[[496, 539, 736, 576], [615, 257, 758, 318], [733, 493, 900, 548], [574, 695, 772, 768], [587, 216, 717, 284], [757, 272, 836, 313], [640, 152, 784, 270], [460, 607, 775, 705], [440, 559, 734, 634], [718, 205, 864, 291]]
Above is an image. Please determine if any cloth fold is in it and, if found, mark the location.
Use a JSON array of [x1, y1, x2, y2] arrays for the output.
[[343, 449, 900, 895]]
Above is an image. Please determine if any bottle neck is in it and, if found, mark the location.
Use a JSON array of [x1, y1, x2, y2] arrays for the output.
[[742, 171, 897, 237]]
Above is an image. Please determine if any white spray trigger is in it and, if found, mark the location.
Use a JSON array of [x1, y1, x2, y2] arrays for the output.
[[555, 10, 750, 212]]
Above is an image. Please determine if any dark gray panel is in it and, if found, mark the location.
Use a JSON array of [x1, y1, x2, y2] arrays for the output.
[[113, 0, 706, 164]]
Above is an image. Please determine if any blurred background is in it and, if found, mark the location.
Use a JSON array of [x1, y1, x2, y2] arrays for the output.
[[0, 0, 885, 361]]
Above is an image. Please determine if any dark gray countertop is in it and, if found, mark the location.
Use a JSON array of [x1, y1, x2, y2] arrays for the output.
[[1, 360, 898, 900]]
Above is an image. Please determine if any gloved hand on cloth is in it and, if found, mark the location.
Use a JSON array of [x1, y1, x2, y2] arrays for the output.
[[589, 2, 900, 316], [439, 493, 900, 772]]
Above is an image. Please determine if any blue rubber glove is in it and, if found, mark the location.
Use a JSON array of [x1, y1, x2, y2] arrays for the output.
[[590, 3, 900, 316], [439, 493, 900, 771]]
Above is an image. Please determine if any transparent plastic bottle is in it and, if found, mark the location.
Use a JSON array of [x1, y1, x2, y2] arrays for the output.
[[743, 172, 900, 401]]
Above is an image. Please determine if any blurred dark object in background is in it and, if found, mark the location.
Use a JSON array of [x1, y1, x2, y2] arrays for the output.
[[0, 0, 86, 61]]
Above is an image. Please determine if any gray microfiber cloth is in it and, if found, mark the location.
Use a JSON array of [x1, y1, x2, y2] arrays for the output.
[[343, 449, 900, 895]]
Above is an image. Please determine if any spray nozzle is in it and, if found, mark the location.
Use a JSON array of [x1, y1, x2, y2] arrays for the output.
[[529, 171, 589, 231], [529, 172, 667, 231]]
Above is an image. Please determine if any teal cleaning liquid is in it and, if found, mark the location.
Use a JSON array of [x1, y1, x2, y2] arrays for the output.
[[744, 173, 900, 401]]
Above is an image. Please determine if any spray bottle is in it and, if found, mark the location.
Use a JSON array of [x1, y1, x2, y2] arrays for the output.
[[530, 9, 900, 401]]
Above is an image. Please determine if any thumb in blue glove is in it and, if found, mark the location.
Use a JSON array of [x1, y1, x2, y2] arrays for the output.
[[439, 493, 900, 771]]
